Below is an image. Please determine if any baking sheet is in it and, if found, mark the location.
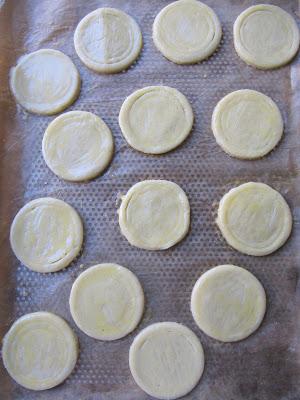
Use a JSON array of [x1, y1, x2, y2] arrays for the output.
[[0, 0, 300, 399]]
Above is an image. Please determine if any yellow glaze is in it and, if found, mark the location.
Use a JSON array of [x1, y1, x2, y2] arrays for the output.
[[129, 322, 204, 400], [2, 312, 78, 390], [119, 180, 190, 250], [119, 86, 193, 154], [217, 182, 292, 256], [10, 198, 83, 273], [153, 0, 222, 64], [69, 263, 144, 340], [212, 89, 283, 159], [10, 49, 80, 115], [74, 8, 142, 73], [234, 4, 300, 69], [42, 111, 114, 181], [191, 265, 266, 342]]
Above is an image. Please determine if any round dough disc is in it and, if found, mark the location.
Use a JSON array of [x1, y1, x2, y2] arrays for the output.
[[119, 86, 193, 154], [217, 182, 292, 256], [191, 265, 266, 342], [2, 312, 78, 390], [74, 8, 142, 73], [69, 263, 144, 340], [234, 4, 300, 69], [129, 322, 204, 400], [153, 0, 222, 64], [10, 198, 83, 273], [42, 111, 114, 181], [212, 89, 283, 159], [118, 180, 190, 250], [10, 49, 80, 115]]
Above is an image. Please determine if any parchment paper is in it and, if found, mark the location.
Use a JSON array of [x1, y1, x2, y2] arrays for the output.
[[0, 1, 300, 399]]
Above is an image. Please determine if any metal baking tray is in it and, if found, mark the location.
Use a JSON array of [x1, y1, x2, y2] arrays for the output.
[[0, 1, 299, 399]]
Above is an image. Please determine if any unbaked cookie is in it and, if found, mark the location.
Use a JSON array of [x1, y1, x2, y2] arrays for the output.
[[153, 0, 222, 64], [191, 265, 266, 342], [234, 4, 300, 69], [2, 312, 78, 390], [42, 111, 114, 181], [74, 8, 142, 73], [129, 322, 204, 400], [217, 182, 292, 256], [10, 49, 80, 115], [119, 86, 193, 154], [118, 180, 190, 250], [10, 198, 83, 273], [69, 263, 144, 340], [212, 89, 283, 159]]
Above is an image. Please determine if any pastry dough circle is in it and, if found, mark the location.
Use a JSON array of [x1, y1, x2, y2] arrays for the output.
[[234, 4, 300, 69], [119, 86, 193, 154], [212, 89, 283, 159], [2, 312, 78, 390], [118, 180, 190, 250], [74, 8, 142, 73], [10, 49, 80, 115], [10, 198, 83, 273], [217, 182, 292, 256], [129, 322, 204, 400], [42, 111, 114, 181], [153, 0, 222, 64], [191, 265, 266, 342], [69, 263, 144, 340]]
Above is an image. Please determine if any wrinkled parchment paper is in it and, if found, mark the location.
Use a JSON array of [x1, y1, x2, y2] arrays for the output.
[[0, 1, 300, 399]]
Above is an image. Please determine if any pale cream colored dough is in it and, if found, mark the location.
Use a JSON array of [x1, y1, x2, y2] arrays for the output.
[[234, 4, 300, 69], [217, 182, 292, 256], [74, 8, 142, 73], [153, 0, 222, 64], [119, 86, 193, 154], [129, 322, 204, 400], [10, 49, 80, 115], [191, 265, 266, 342], [10, 198, 83, 273], [118, 180, 190, 250], [212, 89, 283, 159], [2, 312, 78, 390], [69, 263, 144, 340], [42, 111, 114, 181]]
